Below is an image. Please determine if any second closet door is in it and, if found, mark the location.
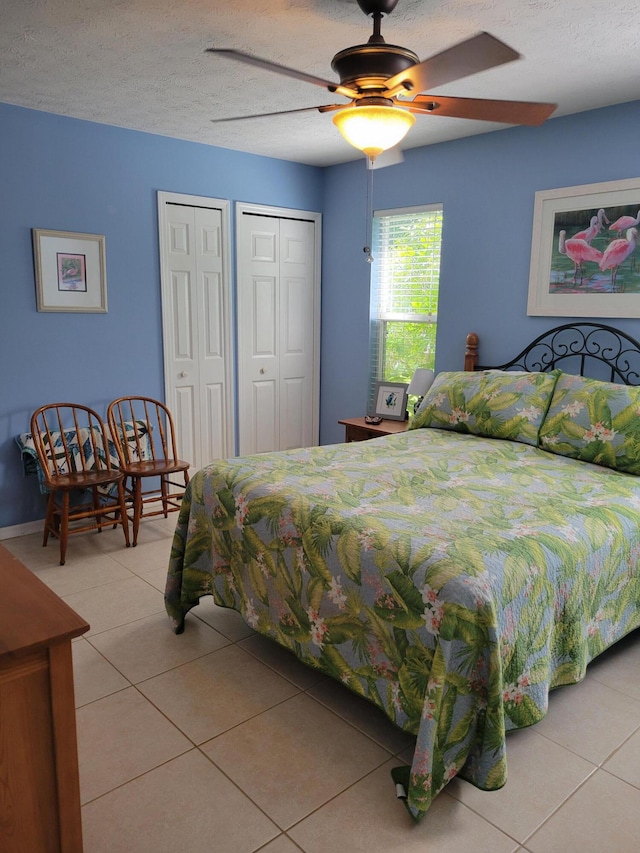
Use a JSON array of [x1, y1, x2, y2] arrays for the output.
[[237, 208, 320, 455]]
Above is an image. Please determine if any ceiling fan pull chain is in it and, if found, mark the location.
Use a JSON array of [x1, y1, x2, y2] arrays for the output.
[[364, 157, 375, 263]]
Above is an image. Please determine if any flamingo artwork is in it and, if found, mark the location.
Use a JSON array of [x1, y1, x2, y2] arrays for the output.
[[573, 208, 609, 243], [558, 230, 603, 285], [609, 209, 640, 234], [599, 227, 638, 291]]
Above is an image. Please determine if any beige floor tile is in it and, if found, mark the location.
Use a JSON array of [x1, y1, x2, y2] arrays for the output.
[[288, 760, 518, 853], [307, 678, 416, 755], [446, 727, 596, 842], [81, 749, 279, 853], [201, 692, 390, 829], [587, 628, 640, 700], [239, 633, 328, 690], [531, 676, 640, 764], [87, 611, 229, 683], [62, 574, 165, 636], [134, 515, 180, 540], [72, 638, 129, 707], [153, 515, 180, 537], [110, 535, 173, 575], [4, 528, 127, 568], [137, 564, 169, 592], [137, 644, 299, 743], [2, 531, 41, 551], [77, 686, 191, 803], [257, 836, 303, 853], [526, 769, 640, 853], [603, 726, 640, 788], [79, 524, 135, 555], [2, 531, 56, 566], [191, 595, 257, 641], [32, 552, 134, 597]]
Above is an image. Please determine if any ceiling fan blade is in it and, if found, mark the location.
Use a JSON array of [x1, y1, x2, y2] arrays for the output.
[[384, 32, 520, 95], [206, 49, 359, 99], [210, 104, 344, 124], [408, 94, 556, 125]]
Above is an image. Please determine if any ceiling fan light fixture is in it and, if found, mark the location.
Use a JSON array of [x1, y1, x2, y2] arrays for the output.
[[333, 104, 415, 158]]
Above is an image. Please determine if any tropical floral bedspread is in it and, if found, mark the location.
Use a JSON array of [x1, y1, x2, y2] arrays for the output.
[[165, 428, 640, 820]]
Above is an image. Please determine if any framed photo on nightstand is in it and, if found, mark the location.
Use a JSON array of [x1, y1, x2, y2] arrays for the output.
[[372, 381, 408, 421]]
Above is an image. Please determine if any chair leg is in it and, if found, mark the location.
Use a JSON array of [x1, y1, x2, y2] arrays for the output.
[[43, 492, 56, 547], [91, 485, 103, 533], [59, 491, 70, 566], [161, 475, 169, 517], [132, 477, 142, 547], [117, 481, 131, 549]]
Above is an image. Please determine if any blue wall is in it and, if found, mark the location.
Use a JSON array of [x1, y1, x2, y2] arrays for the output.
[[3, 99, 640, 529], [320, 101, 640, 444], [0, 103, 323, 529]]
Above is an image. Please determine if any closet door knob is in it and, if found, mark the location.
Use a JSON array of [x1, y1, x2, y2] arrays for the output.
[[178, 371, 187, 378], [260, 368, 266, 374]]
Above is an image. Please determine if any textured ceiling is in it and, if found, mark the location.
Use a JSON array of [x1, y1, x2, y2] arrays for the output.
[[2, 0, 640, 167]]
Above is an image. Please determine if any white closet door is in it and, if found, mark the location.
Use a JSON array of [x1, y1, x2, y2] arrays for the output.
[[194, 208, 230, 465], [159, 192, 234, 472], [237, 205, 320, 456], [279, 217, 316, 451], [238, 215, 280, 454]]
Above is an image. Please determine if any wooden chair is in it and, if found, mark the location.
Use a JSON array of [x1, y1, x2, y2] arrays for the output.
[[107, 396, 190, 546], [30, 403, 131, 565]]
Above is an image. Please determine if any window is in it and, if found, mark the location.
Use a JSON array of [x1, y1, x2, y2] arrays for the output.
[[369, 204, 443, 396]]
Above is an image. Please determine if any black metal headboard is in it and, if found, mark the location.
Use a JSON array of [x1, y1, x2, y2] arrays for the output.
[[464, 323, 640, 386]]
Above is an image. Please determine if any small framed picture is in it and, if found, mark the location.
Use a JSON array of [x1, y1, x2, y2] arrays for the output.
[[33, 229, 107, 312], [372, 381, 408, 421]]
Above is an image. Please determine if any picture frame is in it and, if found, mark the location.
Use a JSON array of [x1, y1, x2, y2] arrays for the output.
[[372, 381, 408, 421], [527, 177, 640, 317], [33, 229, 107, 313]]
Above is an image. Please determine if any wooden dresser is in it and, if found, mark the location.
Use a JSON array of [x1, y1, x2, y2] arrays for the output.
[[0, 543, 89, 852]]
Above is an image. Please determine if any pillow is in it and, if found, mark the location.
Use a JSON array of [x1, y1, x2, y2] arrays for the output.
[[538, 372, 640, 474], [409, 369, 560, 446]]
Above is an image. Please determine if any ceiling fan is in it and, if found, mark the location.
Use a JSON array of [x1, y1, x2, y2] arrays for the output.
[[207, 0, 557, 159]]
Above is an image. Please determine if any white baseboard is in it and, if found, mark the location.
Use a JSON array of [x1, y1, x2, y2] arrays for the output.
[[0, 519, 44, 541]]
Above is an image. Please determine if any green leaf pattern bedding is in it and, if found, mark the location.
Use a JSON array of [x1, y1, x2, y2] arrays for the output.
[[165, 428, 640, 820]]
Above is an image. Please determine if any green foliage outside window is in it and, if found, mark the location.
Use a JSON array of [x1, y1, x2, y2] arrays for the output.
[[383, 321, 437, 383]]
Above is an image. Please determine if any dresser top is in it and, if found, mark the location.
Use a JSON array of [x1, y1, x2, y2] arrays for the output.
[[0, 544, 89, 658]]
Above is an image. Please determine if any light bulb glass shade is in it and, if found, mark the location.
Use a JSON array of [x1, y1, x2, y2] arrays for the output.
[[407, 368, 435, 397], [332, 105, 415, 158]]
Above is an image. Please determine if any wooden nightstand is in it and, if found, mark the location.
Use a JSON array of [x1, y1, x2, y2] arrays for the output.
[[339, 417, 409, 442]]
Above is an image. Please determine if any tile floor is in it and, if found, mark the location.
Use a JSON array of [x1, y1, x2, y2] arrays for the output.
[[5, 520, 640, 852]]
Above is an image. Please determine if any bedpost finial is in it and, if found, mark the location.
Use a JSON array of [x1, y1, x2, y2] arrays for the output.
[[465, 332, 479, 371]]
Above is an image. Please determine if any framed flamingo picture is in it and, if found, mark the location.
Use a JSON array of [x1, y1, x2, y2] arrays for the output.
[[527, 177, 640, 317], [33, 229, 107, 312]]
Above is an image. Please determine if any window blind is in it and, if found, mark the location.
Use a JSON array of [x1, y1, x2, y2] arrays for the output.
[[369, 204, 443, 402]]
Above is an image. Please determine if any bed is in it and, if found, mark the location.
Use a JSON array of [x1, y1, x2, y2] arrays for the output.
[[165, 322, 640, 821]]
